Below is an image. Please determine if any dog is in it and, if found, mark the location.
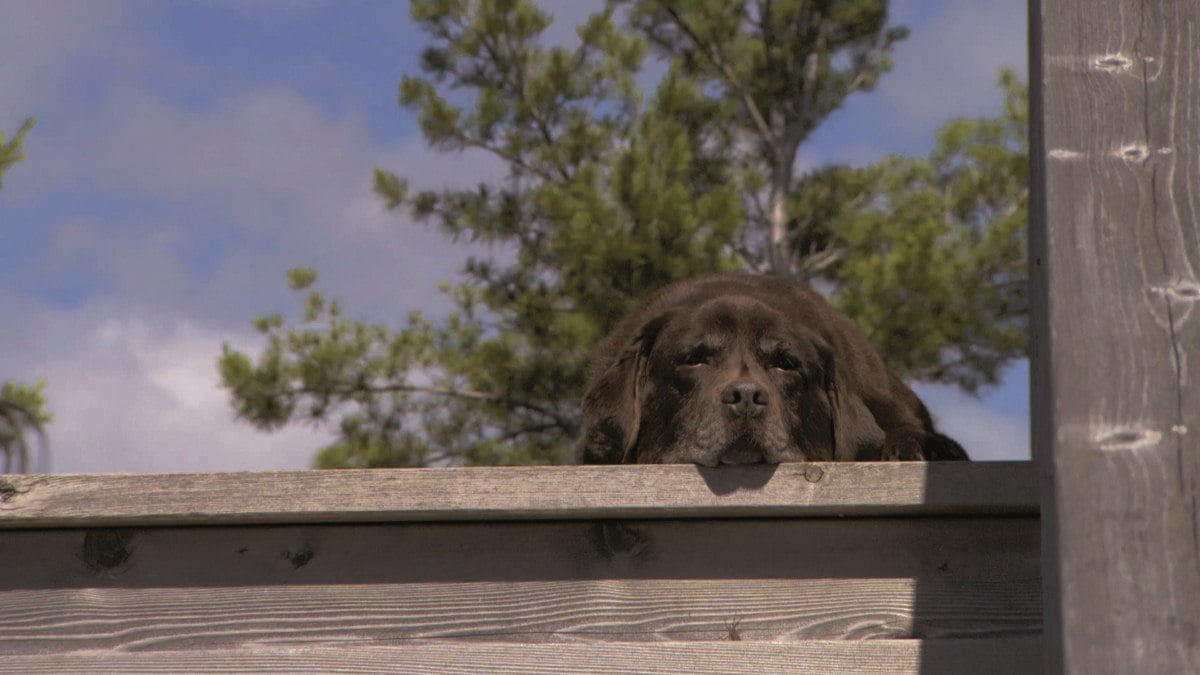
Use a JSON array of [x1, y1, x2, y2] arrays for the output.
[[577, 274, 969, 464]]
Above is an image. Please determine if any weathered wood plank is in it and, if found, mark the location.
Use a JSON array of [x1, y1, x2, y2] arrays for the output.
[[1029, 0, 1200, 672], [0, 639, 1043, 675], [0, 579, 1036, 650], [0, 462, 1036, 528], [0, 518, 1040, 651]]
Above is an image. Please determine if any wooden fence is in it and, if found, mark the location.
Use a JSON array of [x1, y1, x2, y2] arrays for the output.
[[0, 0, 1197, 672], [1031, 0, 1200, 672], [0, 463, 1037, 673]]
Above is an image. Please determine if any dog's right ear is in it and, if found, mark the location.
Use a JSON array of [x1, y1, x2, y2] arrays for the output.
[[576, 314, 670, 464]]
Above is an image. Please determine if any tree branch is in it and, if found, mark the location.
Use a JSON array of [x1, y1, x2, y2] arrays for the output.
[[664, 7, 779, 159], [450, 129, 558, 182], [474, 20, 573, 183], [291, 382, 578, 434], [495, 421, 561, 444], [798, 244, 847, 277]]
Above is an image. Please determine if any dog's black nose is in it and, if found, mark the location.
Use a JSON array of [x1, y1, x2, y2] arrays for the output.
[[721, 380, 768, 416]]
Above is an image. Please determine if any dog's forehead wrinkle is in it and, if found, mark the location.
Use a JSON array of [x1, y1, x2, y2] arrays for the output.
[[657, 292, 828, 377], [669, 294, 789, 345]]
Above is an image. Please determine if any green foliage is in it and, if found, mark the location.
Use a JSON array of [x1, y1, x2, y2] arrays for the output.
[[1, 381, 51, 473], [0, 117, 35, 189], [221, 1, 1028, 468], [1, 119, 50, 473], [621, 0, 907, 273], [797, 69, 1028, 391]]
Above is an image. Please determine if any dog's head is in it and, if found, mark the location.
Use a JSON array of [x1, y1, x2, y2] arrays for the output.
[[576, 274, 926, 465]]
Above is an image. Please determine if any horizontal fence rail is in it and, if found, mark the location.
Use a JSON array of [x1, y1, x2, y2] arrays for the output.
[[0, 463, 1040, 674], [0, 461, 1037, 528], [0, 641, 1043, 675]]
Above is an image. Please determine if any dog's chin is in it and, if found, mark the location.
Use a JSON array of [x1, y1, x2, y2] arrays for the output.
[[658, 434, 782, 467], [718, 437, 770, 465]]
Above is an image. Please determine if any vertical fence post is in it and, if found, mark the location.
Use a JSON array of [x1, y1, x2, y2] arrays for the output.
[[1029, 0, 1200, 672]]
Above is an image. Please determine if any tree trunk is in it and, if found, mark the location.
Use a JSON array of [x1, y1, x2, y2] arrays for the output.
[[766, 122, 802, 279], [767, 176, 791, 275]]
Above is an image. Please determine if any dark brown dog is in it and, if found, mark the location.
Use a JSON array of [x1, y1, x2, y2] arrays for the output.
[[577, 274, 968, 464]]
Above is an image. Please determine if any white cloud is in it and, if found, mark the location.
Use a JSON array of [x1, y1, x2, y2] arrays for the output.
[[0, 0, 126, 125], [4, 77, 512, 473], [31, 214, 191, 305], [0, 291, 334, 473], [17, 80, 510, 323], [883, 0, 1027, 129], [39, 85, 371, 212]]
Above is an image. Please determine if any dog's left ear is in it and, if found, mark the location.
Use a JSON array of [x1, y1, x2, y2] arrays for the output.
[[824, 355, 886, 461], [576, 314, 670, 464], [826, 359, 971, 461]]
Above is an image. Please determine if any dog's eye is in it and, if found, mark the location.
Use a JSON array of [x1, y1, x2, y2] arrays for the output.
[[679, 348, 713, 367], [768, 351, 801, 372]]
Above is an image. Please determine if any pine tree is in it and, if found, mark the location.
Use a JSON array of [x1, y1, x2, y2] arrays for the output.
[[220, 2, 1027, 467], [0, 382, 51, 473], [799, 70, 1028, 391], [0, 117, 50, 472], [0, 117, 35, 188]]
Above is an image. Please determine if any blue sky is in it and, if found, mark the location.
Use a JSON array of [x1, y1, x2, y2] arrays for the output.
[[0, 0, 1029, 472]]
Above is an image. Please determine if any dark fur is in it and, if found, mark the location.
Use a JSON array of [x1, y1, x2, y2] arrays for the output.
[[577, 274, 969, 465]]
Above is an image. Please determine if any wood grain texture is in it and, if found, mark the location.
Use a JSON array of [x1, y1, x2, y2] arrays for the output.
[[0, 462, 1036, 529], [1030, 0, 1200, 672], [0, 518, 1040, 652], [0, 639, 1042, 675]]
